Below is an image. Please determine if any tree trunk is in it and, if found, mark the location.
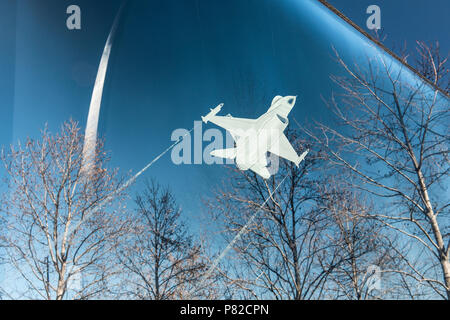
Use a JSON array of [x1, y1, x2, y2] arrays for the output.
[[415, 163, 450, 299], [429, 213, 450, 299], [56, 264, 67, 300], [415, 164, 450, 299]]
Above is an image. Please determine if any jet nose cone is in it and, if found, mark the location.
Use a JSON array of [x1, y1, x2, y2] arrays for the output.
[[286, 96, 297, 105]]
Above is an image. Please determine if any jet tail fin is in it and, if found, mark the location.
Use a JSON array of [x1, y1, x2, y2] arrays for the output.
[[249, 164, 271, 179], [210, 148, 237, 160]]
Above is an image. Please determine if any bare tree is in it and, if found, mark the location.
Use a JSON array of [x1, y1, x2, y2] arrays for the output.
[[306, 43, 450, 299], [117, 180, 212, 299], [0, 120, 129, 299], [209, 137, 399, 300], [207, 135, 339, 299], [415, 41, 449, 95], [316, 178, 397, 300], [0, 210, 6, 299]]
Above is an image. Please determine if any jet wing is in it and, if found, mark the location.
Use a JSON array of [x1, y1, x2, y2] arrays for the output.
[[268, 133, 301, 166], [208, 116, 256, 140]]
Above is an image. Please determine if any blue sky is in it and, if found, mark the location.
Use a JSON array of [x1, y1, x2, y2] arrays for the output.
[[0, 0, 448, 226], [328, 0, 450, 57]]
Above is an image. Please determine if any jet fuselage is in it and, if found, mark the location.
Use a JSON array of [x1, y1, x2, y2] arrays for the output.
[[235, 110, 289, 170], [202, 95, 304, 179]]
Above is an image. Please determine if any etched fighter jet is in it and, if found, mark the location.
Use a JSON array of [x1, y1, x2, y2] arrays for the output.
[[202, 96, 309, 179]]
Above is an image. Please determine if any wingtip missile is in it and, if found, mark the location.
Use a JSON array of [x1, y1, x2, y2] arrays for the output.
[[202, 103, 224, 123], [295, 149, 309, 166]]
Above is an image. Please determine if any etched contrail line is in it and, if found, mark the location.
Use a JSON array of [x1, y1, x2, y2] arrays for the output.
[[81, 3, 126, 173], [115, 127, 196, 192], [194, 173, 290, 294], [69, 125, 197, 238]]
